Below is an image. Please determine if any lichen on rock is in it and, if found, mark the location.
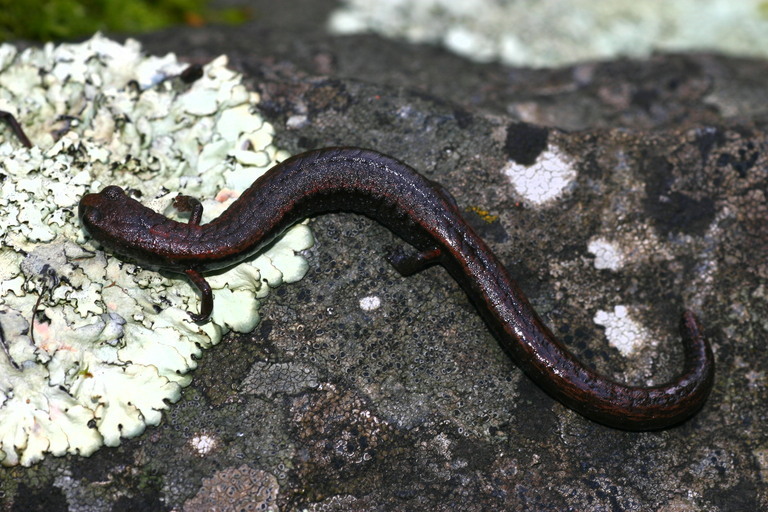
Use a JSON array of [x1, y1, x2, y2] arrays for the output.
[[183, 464, 279, 512], [0, 34, 313, 466]]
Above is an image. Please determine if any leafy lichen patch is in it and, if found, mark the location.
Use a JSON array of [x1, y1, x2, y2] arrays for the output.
[[0, 35, 313, 466]]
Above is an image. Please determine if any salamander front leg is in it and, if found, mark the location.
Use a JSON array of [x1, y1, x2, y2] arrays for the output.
[[173, 195, 204, 226], [184, 269, 213, 322], [386, 246, 443, 276]]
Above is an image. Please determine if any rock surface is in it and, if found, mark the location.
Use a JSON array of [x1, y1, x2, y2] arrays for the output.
[[2, 0, 767, 510]]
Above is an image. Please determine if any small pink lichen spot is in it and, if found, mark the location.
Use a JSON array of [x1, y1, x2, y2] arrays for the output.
[[33, 322, 55, 353], [215, 189, 239, 202]]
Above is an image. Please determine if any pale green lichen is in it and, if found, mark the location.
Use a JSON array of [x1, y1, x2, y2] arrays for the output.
[[329, 0, 768, 67], [0, 35, 313, 466]]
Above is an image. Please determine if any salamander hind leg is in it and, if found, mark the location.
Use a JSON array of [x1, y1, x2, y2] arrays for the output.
[[386, 246, 443, 276], [173, 195, 204, 226]]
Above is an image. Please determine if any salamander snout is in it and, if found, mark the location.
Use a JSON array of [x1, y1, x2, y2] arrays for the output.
[[78, 186, 128, 234], [78, 193, 104, 228]]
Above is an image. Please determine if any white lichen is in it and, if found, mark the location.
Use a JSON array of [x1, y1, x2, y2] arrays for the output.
[[0, 35, 313, 466], [189, 433, 218, 457], [329, 0, 768, 67], [359, 295, 381, 311], [502, 146, 576, 205], [593, 305, 652, 357], [587, 237, 625, 271]]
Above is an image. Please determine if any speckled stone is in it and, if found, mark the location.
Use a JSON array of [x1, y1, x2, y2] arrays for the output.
[[3, 0, 767, 510]]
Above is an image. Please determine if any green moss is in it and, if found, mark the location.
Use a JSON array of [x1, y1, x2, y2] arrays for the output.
[[0, 0, 249, 42]]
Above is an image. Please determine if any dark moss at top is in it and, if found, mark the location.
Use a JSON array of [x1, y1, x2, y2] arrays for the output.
[[0, 0, 248, 42]]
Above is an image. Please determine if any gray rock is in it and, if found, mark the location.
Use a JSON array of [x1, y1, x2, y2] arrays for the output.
[[6, 0, 767, 510]]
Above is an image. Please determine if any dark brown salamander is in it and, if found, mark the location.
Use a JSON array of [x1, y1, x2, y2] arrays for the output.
[[78, 147, 714, 430]]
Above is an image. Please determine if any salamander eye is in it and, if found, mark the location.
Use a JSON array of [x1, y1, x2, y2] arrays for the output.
[[85, 206, 101, 223], [102, 185, 124, 200]]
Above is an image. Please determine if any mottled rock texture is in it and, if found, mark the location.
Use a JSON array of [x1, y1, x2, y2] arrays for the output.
[[2, 0, 766, 510]]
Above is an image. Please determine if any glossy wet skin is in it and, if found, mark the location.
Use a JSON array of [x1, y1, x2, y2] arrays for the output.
[[78, 147, 714, 430], [80, 186, 188, 268]]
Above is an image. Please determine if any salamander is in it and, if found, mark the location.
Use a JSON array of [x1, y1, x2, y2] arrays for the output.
[[78, 147, 714, 430]]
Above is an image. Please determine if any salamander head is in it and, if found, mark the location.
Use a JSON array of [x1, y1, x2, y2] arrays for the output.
[[79, 186, 139, 243], [78, 185, 179, 268]]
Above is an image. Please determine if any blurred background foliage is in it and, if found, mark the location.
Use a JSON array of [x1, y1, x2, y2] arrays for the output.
[[0, 0, 249, 42]]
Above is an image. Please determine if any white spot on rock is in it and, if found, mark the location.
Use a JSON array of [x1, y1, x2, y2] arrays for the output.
[[593, 305, 651, 356], [190, 433, 218, 456], [587, 237, 624, 271], [502, 146, 576, 204], [359, 296, 381, 311]]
